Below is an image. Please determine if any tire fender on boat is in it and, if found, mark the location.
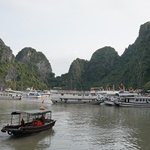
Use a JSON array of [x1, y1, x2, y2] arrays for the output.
[[7, 130, 12, 135]]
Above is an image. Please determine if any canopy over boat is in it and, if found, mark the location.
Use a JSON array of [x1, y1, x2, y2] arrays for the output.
[[11, 110, 51, 116]]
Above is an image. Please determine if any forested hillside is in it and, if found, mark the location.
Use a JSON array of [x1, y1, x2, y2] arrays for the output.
[[58, 22, 150, 91], [0, 43, 55, 90], [0, 22, 150, 91]]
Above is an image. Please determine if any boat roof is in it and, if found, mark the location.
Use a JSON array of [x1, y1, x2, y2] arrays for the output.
[[11, 109, 51, 115], [118, 92, 138, 96], [5, 89, 23, 94]]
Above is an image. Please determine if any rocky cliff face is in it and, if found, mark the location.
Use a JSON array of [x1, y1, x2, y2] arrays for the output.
[[0, 21, 150, 90], [16, 47, 53, 78], [0, 38, 15, 63], [64, 22, 150, 90], [67, 58, 88, 89], [0, 43, 54, 90], [139, 22, 150, 39], [5, 65, 17, 81], [99, 22, 150, 89], [119, 22, 150, 87], [64, 47, 120, 90], [87, 46, 120, 83], [0, 39, 16, 89]]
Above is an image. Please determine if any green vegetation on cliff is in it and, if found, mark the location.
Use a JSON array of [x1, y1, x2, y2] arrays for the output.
[[56, 22, 150, 91], [0, 22, 150, 91]]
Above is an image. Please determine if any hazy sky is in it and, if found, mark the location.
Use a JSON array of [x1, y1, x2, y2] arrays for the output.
[[0, 0, 149, 76]]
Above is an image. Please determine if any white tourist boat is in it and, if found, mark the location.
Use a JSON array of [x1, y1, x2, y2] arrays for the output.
[[40, 90, 51, 98], [50, 90, 104, 105], [103, 91, 119, 106], [0, 90, 23, 100], [23, 90, 41, 99], [114, 92, 150, 107]]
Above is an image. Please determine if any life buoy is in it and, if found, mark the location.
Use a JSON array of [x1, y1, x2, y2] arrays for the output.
[[8, 130, 12, 135]]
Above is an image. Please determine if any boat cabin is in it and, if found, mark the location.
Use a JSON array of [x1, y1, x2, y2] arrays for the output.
[[10, 110, 52, 125]]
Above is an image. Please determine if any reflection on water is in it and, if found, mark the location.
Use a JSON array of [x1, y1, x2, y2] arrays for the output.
[[1, 129, 55, 150], [52, 105, 138, 150], [0, 99, 150, 150]]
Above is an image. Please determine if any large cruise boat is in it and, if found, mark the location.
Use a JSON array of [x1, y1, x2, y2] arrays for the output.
[[0, 90, 23, 100], [114, 92, 150, 107], [50, 90, 104, 105]]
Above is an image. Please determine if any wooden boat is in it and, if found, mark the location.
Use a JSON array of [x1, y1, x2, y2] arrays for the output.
[[50, 90, 104, 105], [114, 92, 150, 107], [1, 109, 56, 136]]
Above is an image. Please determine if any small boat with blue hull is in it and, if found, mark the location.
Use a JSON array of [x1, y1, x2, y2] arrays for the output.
[[1, 109, 56, 137], [23, 91, 41, 99]]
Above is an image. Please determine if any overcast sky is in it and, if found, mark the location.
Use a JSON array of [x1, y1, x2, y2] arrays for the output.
[[0, 0, 149, 76]]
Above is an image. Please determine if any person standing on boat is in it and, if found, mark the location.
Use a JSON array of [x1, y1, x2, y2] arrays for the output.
[[21, 118, 25, 125], [40, 115, 45, 123]]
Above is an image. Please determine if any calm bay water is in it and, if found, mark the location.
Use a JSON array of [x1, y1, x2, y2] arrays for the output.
[[0, 99, 150, 150]]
